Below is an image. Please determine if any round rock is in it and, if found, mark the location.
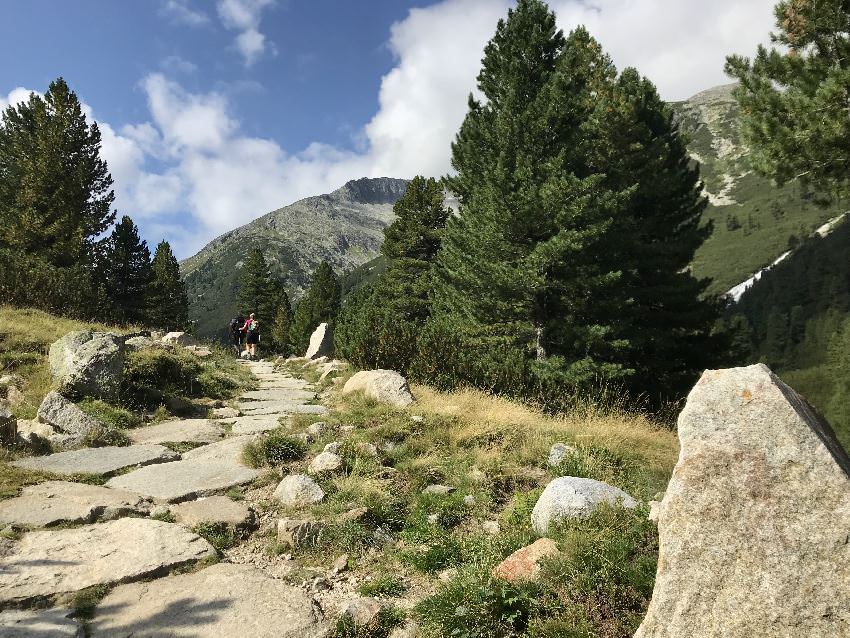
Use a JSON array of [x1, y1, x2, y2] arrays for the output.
[[531, 477, 637, 535], [274, 474, 325, 508]]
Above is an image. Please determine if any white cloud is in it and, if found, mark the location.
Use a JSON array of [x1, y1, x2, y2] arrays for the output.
[[0, 87, 38, 111], [216, 0, 276, 66], [161, 0, 210, 27], [161, 55, 198, 74], [3, 0, 779, 258]]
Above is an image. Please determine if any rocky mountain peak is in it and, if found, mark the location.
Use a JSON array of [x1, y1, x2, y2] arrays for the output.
[[330, 177, 409, 205]]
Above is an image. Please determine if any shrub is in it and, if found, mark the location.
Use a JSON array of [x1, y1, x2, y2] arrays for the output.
[[357, 573, 408, 598], [331, 606, 405, 638], [193, 522, 235, 551], [241, 431, 307, 468], [416, 569, 541, 638], [78, 398, 141, 429]]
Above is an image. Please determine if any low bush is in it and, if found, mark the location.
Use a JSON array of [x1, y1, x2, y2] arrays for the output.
[[241, 430, 307, 468], [193, 522, 235, 551], [357, 573, 408, 598], [331, 606, 405, 638], [78, 398, 141, 429]]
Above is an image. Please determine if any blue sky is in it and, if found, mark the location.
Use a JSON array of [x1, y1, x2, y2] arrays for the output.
[[0, 0, 777, 258]]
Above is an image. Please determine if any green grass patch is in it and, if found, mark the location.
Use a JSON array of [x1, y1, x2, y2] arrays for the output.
[[193, 521, 235, 551], [330, 606, 405, 638], [357, 573, 407, 598], [78, 398, 141, 429], [0, 462, 53, 500], [241, 430, 307, 467], [71, 584, 111, 620]]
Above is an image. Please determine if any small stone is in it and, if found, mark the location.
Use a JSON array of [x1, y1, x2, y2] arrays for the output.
[[5, 385, 24, 407], [390, 620, 420, 638], [277, 518, 325, 549], [426, 513, 439, 524], [492, 538, 560, 583], [482, 520, 501, 535], [274, 474, 325, 508], [410, 415, 424, 424], [357, 442, 378, 457], [150, 505, 171, 519], [648, 500, 662, 522], [308, 451, 344, 475], [468, 467, 487, 483], [340, 597, 384, 629], [330, 553, 349, 575], [547, 442, 578, 467], [339, 425, 355, 435], [463, 494, 475, 506], [422, 484, 455, 496], [0, 608, 82, 637], [339, 507, 369, 523], [437, 568, 458, 582], [161, 331, 197, 347], [124, 335, 154, 350], [307, 421, 330, 437], [323, 441, 341, 454], [16, 419, 54, 442]]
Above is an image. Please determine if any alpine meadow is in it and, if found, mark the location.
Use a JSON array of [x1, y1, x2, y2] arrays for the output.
[[0, 1, 849, 637]]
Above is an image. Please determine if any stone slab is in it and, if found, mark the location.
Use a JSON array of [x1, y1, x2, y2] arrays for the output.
[[0, 519, 215, 604], [238, 402, 328, 416], [106, 459, 259, 503], [127, 419, 224, 445], [181, 436, 256, 464], [172, 496, 254, 528], [224, 416, 284, 435], [0, 608, 82, 637], [11, 445, 178, 476], [239, 389, 317, 402], [89, 563, 325, 637], [0, 481, 149, 528]]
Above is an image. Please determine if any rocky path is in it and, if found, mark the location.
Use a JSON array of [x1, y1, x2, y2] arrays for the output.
[[0, 359, 332, 637]]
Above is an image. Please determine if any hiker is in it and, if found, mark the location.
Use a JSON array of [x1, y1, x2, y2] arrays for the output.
[[228, 314, 244, 355], [242, 313, 260, 358]]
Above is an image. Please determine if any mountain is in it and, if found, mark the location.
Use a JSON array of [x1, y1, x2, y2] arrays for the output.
[[672, 83, 844, 296], [181, 177, 408, 339]]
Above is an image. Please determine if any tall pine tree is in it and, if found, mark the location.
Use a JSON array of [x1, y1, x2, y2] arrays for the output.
[[100, 215, 152, 325], [271, 291, 293, 356], [147, 241, 189, 331], [290, 261, 341, 354], [0, 78, 116, 317], [237, 247, 284, 350], [726, 0, 850, 197], [336, 176, 450, 372]]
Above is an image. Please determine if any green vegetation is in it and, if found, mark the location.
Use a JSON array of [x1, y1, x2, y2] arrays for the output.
[[726, 219, 850, 448], [726, 0, 850, 198], [193, 521, 236, 551], [357, 573, 407, 598], [147, 241, 190, 332], [0, 462, 53, 500], [290, 261, 341, 354], [330, 606, 405, 638], [237, 247, 289, 352], [0, 78, 189, 326], [241, 430, 308, 468], [336, 176, 450, 373], [71, 584, 111, 620], [78, 398, 142, 430]]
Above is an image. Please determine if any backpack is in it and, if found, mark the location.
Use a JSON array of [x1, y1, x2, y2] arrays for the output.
[[247, 319, 259, 333]]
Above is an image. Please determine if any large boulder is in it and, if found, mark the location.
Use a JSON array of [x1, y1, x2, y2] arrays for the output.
[[37, 391, 102, 448], [48, 331, 124, 401], [161, 331, 197, 347], [342, 369, 414, 408], [531, 477, 637, 535], [635, 364, 850, 637], [305, 323, 334, 359]]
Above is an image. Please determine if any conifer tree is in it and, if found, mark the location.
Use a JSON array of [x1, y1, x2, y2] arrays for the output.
[[290, 261, 341, 354], [271, 291, 293, 356], [237, 247, 283, 349], [422, 2, 630, 398], [726, 1, 850, 196], [147, 241, 189, 331], [100, 216, 152, 325], [336, 176, 450, 371], [0, 77, 115, 316]]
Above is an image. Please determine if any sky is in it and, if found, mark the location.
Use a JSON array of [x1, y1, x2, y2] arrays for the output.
[[0, 0, 779, 259]]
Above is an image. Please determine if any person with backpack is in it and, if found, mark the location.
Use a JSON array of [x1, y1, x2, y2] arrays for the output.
[[242, 313, 260, 358], [228, 314, 244, 356]]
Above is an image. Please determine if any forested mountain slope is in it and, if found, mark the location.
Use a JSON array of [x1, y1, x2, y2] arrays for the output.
[[673, 84, 843, 296], [181, 177, 407, 338]]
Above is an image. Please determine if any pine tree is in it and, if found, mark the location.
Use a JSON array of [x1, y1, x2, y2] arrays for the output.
[[422, 3, 631, 399], [0, 77, 115, 317], [0, 78, 115, 266], [147, 241, 189, 331], [290, 261, 341, 354], [335, 176, 450, 372], [100, 216, 152, 325], [726, 1, 850, 196], [271, 291, 293, 356], [237, 247, 283, 349]]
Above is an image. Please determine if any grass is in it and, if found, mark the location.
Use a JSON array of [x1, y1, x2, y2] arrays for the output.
[[279, 372, 679, 638], [193, 521, 236, 551], [241, 429, 308, 467], [71, 583, 112, 620], [0, 306, 137, 420], [0, 462, 54, 500], [330, 606, 405, 638]]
